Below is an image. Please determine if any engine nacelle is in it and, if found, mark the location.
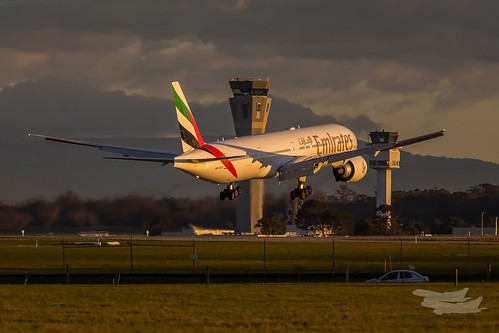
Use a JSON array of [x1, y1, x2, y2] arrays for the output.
[[333, 156, 368, 183]]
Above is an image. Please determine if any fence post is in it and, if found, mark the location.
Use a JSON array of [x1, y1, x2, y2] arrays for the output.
[[192, 238, 196, 270], [455, 269, 458, 287], [62, 242, 66, 271], [487, 263, 491, 282], [332, 238, 335, 278], [263, 239, 266, 276], [346, 264, 349, 283], [400, 239, 403, 269], [130, 235, 133, 274]]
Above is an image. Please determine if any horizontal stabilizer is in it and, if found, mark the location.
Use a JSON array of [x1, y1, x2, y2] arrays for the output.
[[104, 156, 174, 165], [106, 154, 246, 164], [174, 154, 247, 163]]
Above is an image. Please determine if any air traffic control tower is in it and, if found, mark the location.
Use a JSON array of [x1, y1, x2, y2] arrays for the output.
[[368, 130, 400, 230], [228, 77, 272, 233]]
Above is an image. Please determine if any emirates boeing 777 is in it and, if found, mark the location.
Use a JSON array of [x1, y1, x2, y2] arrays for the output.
[[30, 81, 444, 200]]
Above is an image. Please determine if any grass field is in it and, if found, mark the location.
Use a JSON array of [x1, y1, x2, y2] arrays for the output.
[[0, 236, 498, 281], [0, 236, 498, 332], [0, 283, 496, 332]]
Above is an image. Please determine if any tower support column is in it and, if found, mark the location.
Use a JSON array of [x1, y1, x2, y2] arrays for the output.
[[376, 169, 392, 207], [236, 179, 264, 233]]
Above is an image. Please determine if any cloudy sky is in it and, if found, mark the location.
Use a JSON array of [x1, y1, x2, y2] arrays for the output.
[[2, 0, 499, 201]]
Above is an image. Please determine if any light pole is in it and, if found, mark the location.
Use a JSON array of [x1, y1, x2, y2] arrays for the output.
[[481, 211, 485, 235]]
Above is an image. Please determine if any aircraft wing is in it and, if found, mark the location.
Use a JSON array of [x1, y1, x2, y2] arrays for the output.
[[278, 129, 444, 181], [29, 134, 179, 164]]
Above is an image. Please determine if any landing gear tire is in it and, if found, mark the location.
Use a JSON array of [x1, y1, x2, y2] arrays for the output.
[[290, 185, 312, 200], [306, 185, 312, 196], [220, 185, 242, 201]]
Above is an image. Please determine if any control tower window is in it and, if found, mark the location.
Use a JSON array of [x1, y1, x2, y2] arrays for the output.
[[230, 102, 237, 119], [252, 89, 268, 96], [231, 88, 268, 96], [256, 103, 262, 119], [242, 103, 249, 118], [231, 88, 251, 96]]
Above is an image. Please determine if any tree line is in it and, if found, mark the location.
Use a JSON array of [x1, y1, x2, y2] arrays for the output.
[[1, 184, 498, 235], [0, 192, 237, 235], [291, 184, 499, 236]]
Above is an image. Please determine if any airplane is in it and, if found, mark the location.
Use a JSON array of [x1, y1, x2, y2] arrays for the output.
[[423, 296, 485, 315], [30, 81, 445, 201], [413, 288, 471, 302]]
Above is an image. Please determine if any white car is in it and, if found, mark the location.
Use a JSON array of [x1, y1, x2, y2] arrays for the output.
[[366, 270, 429, 283]]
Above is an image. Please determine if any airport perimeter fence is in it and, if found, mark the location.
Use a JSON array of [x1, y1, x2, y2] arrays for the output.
[[1, 235, 499, 284]]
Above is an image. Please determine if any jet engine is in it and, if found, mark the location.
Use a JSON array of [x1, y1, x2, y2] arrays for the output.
[[333, 156, 368, 183]]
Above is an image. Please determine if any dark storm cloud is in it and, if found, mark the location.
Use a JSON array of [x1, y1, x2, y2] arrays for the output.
[[3, 0, 499, 62], [4, 1, 499, 100]]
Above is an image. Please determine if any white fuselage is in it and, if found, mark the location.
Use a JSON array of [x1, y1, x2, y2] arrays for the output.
[[174, 124, 357, 184]]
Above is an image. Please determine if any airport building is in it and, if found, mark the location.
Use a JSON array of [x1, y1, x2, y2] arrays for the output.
[[368, 130, 401, 231], [228, 77, 272, 233]]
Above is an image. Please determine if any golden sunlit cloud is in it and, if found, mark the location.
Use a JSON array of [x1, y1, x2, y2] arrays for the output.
[[0, 48, 48, 69]]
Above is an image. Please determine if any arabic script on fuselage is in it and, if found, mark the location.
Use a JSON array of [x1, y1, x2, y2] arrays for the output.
[[297, 133, 354, 155]]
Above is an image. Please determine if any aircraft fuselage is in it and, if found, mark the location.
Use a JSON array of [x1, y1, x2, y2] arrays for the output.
[[174, 124, 357, 184]]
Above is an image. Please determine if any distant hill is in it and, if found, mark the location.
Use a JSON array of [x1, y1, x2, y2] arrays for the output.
[[392, 152, 499, 193]]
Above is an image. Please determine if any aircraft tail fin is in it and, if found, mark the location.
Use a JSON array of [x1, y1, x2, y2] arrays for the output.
[[172, 81, 205, 152]]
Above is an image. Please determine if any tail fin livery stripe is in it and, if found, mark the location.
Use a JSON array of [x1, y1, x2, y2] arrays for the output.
[[202, 145, 238, 178], [179, 123, 201, 149], [172, 81, 205, 152]]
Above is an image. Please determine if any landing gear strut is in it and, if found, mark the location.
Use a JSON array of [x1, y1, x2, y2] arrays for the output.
[[290, 178, 312, 200], [220, 184, 242, 200]]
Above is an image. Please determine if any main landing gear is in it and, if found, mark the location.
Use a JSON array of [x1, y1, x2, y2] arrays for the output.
[[290, 178, 312, 200], [220, 184, 242, 200]]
